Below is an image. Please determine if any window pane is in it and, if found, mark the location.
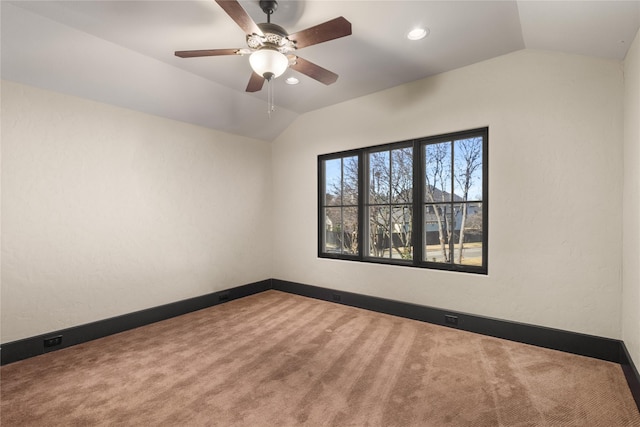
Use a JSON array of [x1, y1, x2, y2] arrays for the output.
[[343, 156, 359, 206], [324, 207, 341, 253], [369, 151, 390, 204], [324, 207, 359, 255], [324, 158, 342, 206], [451, 203, 484, 266], [453, 137, 483, 202], [341, 206, 359, 255], [368, 206, 390, 257], [391, 205, 413, 260], [424, 142, 452, 203], [391, 147, 413, 203], [423, 203, 453, 263]]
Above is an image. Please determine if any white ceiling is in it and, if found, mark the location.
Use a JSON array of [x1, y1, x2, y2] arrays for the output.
[[2, 1, 639, 142]]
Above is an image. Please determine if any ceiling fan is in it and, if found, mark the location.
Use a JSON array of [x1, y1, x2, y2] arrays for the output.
[[175, 0, 352, 93]]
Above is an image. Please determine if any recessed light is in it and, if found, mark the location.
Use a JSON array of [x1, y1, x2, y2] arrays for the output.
[[285, 77, 299, 85], [407, 27, 429, 41]]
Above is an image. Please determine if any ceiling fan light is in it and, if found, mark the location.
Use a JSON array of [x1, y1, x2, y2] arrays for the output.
[[249, 48, 288, 80]]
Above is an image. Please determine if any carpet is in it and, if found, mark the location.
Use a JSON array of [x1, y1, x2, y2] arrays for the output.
[[2, 290, 639, 426]]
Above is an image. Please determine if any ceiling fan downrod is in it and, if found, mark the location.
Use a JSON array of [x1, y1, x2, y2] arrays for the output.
[[259, 0, 278, 24]]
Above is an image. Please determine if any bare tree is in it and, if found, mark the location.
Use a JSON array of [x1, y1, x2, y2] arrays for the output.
[[341, 156, 359, 253], [368, 148, 413, 258], [425, 143, 452, 262], [368, 152, 389, 257], [391, 148, 413, 258], [326, 156, 359, 254], [454, 138, 482, 264], [324, 136, 482, 264]]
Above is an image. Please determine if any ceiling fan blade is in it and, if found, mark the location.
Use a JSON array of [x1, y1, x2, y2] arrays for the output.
[[290, 56, 338, 85], [288, 17, 352, 49], [175, 49, 240, 58], [215, 0, 263, 36], [246, 72, 265, 92]]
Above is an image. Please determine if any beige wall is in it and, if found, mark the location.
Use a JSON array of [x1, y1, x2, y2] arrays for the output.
[[1, 46, 633, 360], [623, 29, 640, 365], [272, 49, 624, 339], [1, 81, 273, 343]]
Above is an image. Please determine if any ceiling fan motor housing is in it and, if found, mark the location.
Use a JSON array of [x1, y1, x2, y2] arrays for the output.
[[247, 22, 295, 54], [258, 22, 288, 39]]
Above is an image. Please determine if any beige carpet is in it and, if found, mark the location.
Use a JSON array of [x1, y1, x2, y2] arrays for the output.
[[1, 290, 639, 426]]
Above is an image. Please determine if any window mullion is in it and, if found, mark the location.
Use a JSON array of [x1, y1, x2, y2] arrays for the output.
[[358, 152, 365, 259], [413, 140, 422, 265], [388, 150, 393, 258], [449, 141, 455, 265], [318, 160, 324, 257]]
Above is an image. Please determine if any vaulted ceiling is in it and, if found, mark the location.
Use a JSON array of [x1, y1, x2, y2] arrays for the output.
[[2, 1, 639, 141]]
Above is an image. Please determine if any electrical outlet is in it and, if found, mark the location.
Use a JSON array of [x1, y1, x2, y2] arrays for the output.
[[218, 291, 230, 302], [445, 315, 459, 326], [332, 293, 342, 302], [43, 335, 62, 348]]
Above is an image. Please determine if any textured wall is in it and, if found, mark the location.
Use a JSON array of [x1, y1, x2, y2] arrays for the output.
[[623, 29, 640, 366], [272, 49, 624, 339], [1, 81, 273, 343], [0, 47, 631, 352]]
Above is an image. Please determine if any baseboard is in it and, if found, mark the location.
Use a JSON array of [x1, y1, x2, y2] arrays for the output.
[[272, 279, 640, 412], [0, 279, 271, 365], [621, 342, 640, 410], [2, 278, 622, 364], [3, 277, 639, 413], [272, 279, 622, 362]]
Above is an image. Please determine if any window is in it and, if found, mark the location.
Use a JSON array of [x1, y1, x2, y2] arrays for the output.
[[423, 136, 484, 268], [320, 155, 360, 256], [319, 128, 488, 274], [367, 145, 414, 260]]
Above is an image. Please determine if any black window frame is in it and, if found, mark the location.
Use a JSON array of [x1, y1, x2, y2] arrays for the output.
[[318, 152, 363, 261], [318, 127, 488, 275]]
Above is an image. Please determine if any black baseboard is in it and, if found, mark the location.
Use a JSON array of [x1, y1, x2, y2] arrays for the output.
[[3, 277, 639, 413], [0, 279, 271, 365], [272, 279, 640, 412], [272, 279, 620, 361], [621, 342, 640, 410]]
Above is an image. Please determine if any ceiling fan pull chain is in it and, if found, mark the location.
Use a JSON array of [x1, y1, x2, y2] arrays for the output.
[[267, 79, 275, 118]]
